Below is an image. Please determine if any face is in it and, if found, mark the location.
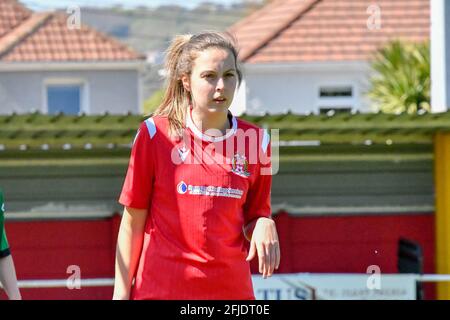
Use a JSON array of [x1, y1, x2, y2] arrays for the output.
[[182, 47, 238, 115]]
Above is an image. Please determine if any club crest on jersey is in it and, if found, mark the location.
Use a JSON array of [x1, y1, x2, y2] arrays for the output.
[[231, 154, 250, 178], [177, 145, 189, 163]]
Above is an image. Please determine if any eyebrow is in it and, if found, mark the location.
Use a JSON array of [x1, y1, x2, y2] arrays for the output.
[[201, 69, 236, 74]]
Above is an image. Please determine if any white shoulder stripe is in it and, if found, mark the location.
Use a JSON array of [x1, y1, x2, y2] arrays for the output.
[[261, 129, 270, 154], [145, 118, 157, 139], [132, 129, 140, 145]]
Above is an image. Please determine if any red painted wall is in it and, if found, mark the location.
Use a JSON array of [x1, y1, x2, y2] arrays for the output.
[[267, 211, 436, 299], [0, 215, 121, 300], [271, 211, 435, 274], [0, 212, 435, 300]]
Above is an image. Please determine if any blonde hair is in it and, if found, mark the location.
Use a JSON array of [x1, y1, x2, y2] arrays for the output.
[[153, 31, 242, 138]]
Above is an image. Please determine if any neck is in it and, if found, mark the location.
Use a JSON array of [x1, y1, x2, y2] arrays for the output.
[[191, 107, 230, 136]]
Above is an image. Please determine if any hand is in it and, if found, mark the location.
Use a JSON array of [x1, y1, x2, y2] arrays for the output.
[[246, 217, 280, 278]]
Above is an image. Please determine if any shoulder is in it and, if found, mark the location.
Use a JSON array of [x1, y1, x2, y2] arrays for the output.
[[236, 117, 261, 131], [138, 115, 169, 140], [236, 117, 271, 153]]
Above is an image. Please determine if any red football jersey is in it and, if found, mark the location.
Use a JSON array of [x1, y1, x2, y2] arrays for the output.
[[119, 109, 272, 300]]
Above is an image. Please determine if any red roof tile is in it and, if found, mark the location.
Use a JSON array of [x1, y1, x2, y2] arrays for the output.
[[0, 0, 31, 38], [229, 0, 430, 63], [0, 12, 52, 58], [0, 0, 144, 62]]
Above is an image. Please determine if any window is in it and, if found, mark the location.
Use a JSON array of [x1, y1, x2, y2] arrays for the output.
[[44, 79, 88, 115], [47, 85, 81, 115], [319, 86, 353, 97], [317, 85, 355, 114]]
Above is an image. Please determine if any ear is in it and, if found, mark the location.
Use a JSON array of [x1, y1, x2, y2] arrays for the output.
[[181, 74, 190, 92]]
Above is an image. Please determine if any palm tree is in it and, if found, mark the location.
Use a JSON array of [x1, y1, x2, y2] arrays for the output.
[[367, 40, 430, 114]]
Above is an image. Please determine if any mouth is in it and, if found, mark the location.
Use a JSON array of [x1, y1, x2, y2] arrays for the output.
[[213, 97, 227, 103]]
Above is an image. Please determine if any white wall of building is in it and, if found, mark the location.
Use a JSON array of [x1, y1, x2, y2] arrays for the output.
[[0, 63, 143, 115], [431, 0, 450, 112], [231, 61, 374, 115]]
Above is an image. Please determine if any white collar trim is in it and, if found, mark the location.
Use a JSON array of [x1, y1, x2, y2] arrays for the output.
[[186, 108, 237, 142]]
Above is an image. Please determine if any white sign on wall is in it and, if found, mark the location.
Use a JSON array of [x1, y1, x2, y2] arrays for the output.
[[252, 273, 418, 300]]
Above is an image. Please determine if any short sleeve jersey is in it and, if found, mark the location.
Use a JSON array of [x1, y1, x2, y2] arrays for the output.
[[0, 191, 11, 258], [119, 110, 272, 300]]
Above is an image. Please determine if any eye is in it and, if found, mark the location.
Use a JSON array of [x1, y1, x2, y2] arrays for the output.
[[203, 73, 215, 79], [225, 73, 235, 77]]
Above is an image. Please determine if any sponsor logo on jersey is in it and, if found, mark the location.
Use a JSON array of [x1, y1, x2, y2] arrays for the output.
[[177, 181, 243, 199], [177, 181, 188, 194], [231, 153, 250, 178]]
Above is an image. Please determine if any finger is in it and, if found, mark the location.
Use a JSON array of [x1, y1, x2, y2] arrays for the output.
[[246, 241, 256, 261], [268, 243, 275, 277], [257, 243, 265, 275], [264, 244, 271, 278], [275, 242, 281, 270]]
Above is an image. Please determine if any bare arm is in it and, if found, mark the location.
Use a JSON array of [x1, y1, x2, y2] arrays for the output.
[[0, 254, 21, 300], [113, 207, 148, 300]]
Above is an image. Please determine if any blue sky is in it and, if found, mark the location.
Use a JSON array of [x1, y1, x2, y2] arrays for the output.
[[20, 0, 246, 10]]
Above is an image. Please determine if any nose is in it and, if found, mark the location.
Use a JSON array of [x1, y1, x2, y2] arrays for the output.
[[216, 77, 225, 92]]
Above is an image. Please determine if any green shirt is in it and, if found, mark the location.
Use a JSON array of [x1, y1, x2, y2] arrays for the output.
[[0, 190, 11, 257]]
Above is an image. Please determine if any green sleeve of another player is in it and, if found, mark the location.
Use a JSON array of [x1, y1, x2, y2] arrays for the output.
[[0, 191, 11, 257], [0, 226, 9, 256]]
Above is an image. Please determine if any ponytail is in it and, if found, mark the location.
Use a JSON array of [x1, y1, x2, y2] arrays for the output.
[[153, 34, 192, 138]]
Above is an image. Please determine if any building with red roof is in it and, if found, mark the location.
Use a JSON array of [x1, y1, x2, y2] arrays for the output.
[[228, 0, 429, 115], [0, 0, 145, 115]]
